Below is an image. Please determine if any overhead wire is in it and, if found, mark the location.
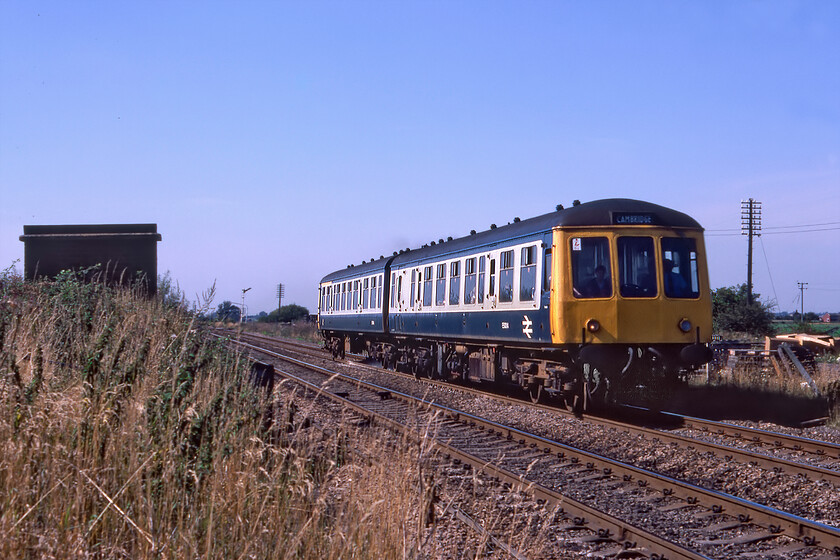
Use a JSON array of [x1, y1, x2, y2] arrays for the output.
[[758, 236, 779, 309], [707, 219, 838, 309], [761, 226, 840, 235], [706, 220, 840, 235], [763, 221, 840, 230], [705, 226, 840, 236]]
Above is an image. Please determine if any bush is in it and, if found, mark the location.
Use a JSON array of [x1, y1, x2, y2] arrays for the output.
[[712, 284, 774, 336], [259, 304, 310, 323]]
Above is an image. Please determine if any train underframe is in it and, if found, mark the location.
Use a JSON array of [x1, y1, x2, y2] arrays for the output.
[[323, 331, 711, 412]]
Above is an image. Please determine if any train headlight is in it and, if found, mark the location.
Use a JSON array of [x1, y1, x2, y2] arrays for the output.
[[678, 318, 692, 333], [586, 319, 600, 333]]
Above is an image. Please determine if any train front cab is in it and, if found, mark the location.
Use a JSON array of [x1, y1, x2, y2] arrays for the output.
[[550, 225, 713, 403]]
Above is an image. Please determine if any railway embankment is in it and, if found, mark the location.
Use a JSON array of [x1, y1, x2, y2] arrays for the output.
[[0, 274, 454, 558]]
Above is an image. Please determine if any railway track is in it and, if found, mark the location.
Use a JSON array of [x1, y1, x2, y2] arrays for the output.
[[231, 331, 840, 484], [218, 330, 840, 559]]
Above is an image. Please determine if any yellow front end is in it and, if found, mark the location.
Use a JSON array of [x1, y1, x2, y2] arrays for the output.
[[550, 228, 713, 346]]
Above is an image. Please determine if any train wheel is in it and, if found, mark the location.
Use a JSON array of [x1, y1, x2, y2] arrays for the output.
[[571, 363, 609, 413], [330, 338, 343, 360], [421, 362, 435, 379], [528, 383, 543, 404]]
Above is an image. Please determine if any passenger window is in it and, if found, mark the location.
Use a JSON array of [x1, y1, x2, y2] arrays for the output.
[[363, 279, 369, 310], [410, 270, 416, 308], [617, 237, 656, 298], [478, 257, 486, 303], [341, 283, 346, 311], [499, 250, 514, 303], [397, 275, 402, 307], [354, 280, 360, 310], [464, 257, 477, 304], [423, 266, 433, 307], [435, 264, 446, 306], [390, 273, 396, 309], [369, 276, 376, 308], [571, 237, 612, 299], [520, 245, 536, 301], [378, 275, 383, 308], [449, 261, 460, 305], [661, 238, 700, 298]]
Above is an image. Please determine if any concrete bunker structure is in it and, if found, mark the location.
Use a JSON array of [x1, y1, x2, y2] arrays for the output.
[[19, 224, 163, 295]]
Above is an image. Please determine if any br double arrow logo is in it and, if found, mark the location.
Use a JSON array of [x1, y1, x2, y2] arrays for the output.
[[522, 315, 533, 339]]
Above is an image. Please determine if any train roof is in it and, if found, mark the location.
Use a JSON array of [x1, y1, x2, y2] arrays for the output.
[[320, 198, 702, 283], [320, 255, 394, 284]]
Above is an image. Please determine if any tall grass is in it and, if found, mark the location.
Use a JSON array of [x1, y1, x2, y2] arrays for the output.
[[241, 320, 322, 344], [0, 271, 433, 559]]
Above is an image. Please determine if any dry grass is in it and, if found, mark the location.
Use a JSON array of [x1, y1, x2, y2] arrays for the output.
[[0, 273, 431, 559], [709, 351, 840, 396], [241, 320, 322, 344], [0, 271, 565, 559]]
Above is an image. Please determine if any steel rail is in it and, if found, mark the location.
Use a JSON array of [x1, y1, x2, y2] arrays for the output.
[[227, 336, 840, 556], [651, 408, 840, 459], [232, 331, 840, 482], [253, 347, 712, 560]]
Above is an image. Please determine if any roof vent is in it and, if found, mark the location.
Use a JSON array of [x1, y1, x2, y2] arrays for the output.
[[447, 236, 453, 241], [393, 251, 398, 256], [470, 229, 476, 235], [556, 204, 564, 211], [431, 241, 436, 245], [490, 224, 497, 229], [513, 217, 520, 223], [362, 260, 366, 264], [573, 199, 581, 206]]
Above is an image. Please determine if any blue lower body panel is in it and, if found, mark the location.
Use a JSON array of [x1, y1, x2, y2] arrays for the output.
[[389, 309, 551, 345], [320, 313, 383, 334]]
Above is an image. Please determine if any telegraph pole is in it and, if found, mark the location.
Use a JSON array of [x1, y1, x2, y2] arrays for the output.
[[741, 199, 762, 305], [276, 283, 285, 310], [797, 282, 808, 324]]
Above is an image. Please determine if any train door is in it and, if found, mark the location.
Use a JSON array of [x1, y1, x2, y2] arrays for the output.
[[415, 268, 423, 310], [488, 256, 497, 308], [478, 256, 486, 305]]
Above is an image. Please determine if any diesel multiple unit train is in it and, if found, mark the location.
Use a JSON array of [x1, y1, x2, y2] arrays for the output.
[[318, 198, 713, 411]]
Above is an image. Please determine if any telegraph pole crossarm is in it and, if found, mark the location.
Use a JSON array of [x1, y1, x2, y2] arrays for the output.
[[741, 199, 762, 305], [276, 283, 285, 310]]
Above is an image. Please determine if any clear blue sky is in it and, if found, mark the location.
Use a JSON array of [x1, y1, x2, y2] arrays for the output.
[[2, 1, 838, 315]]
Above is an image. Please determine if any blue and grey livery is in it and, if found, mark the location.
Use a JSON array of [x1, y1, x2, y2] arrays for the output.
[[318, 199, 713, 411]]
